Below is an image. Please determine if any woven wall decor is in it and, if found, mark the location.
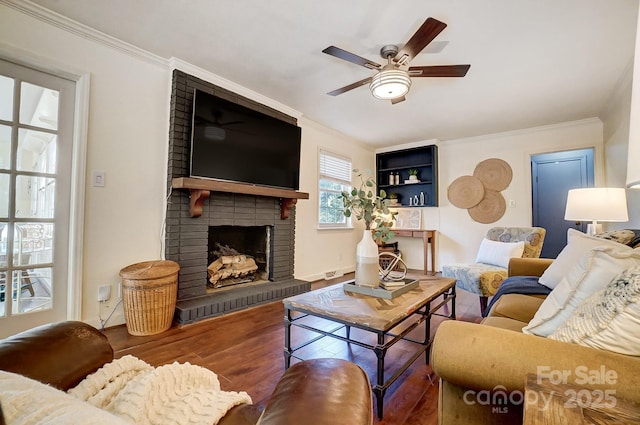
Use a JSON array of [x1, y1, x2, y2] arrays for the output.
[[447, 175, 485, 209], [467, 190, 506, 224], [447, 157, 513, 224], [473, 158, 513, 191]]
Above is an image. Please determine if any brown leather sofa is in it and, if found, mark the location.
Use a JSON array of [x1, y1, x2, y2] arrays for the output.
[[432, 258, 640, 425], [0, 321, 373, 425]]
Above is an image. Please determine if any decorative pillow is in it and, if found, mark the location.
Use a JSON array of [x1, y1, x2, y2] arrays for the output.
[[0, 370, 129, 425], [549, 265, 640, 356], [538, 228, 632, 290], [523, 246, 640, 337], [475, 238, 525, 268], [594, 229, 640, 248]]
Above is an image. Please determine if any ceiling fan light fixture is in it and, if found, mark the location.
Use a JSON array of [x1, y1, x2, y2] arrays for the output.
[[370, 67, 411, 100]]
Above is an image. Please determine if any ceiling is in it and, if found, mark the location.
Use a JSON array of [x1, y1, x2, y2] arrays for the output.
[[30, 0, 639, 147]]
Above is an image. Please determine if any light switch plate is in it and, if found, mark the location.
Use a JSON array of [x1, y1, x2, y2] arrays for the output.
[[92, 170, 105, 187]]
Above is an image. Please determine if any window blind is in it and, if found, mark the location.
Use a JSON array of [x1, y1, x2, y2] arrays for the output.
[[319, 150, 351, 183]]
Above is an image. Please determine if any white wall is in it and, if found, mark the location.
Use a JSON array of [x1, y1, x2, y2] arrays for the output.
[[600, 10, 640, 229], [299, 118, 607, 274], [437, 119, 604, 267], [294, 117, 375, 281], [601, 64, 640, 229], [1, 3, 170, 328]]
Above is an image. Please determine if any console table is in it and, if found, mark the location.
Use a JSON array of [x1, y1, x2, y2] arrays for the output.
[[392, 229, 436, 275]]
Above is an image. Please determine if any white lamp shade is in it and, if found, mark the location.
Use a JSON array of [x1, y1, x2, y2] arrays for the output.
[[564, 188, 629, 222]]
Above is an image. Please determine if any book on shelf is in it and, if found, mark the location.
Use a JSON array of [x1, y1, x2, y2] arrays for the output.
[[379, 278, 416, 290]]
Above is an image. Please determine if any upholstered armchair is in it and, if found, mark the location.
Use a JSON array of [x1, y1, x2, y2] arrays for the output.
[[442, 226, 546, 312]]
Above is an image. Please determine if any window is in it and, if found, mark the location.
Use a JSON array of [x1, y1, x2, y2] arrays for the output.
[[318, 150, 351, 228]]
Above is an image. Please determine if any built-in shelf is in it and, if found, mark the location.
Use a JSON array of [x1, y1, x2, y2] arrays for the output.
[[172, 177, 309, 219], [378, 163, 433, 172], [376, 145, 439, 207], [379, 181, 433, 189]]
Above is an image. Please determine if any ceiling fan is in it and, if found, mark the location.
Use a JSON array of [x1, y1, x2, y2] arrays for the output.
[[322, 17, 470, 104]]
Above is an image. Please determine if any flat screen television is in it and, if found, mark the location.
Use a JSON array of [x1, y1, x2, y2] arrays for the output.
[[189, 89, 302, 190]]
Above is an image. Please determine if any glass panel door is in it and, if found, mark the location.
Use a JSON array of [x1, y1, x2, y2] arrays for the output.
[[0, 59, 75, 335]]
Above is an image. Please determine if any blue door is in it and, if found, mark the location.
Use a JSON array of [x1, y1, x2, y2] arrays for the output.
[[531, 149, 594, 258]]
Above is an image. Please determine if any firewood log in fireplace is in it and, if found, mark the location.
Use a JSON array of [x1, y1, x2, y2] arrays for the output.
[[208, 255, 258, 287]]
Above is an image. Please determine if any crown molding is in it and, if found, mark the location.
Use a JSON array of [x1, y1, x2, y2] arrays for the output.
[[297, 115, 371, 149], [169, 57, 302, 120], [1, 0, 168, 67], [375, 139, 440, 154], [2, 0, 303, 120], [441, 117, 603, 146]]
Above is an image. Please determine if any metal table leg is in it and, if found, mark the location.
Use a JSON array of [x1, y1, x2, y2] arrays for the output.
[[373, 332, 386, 419], [450, 286, 457, 319], [425, 302, 432, 364], [284, 307, 292, 369]]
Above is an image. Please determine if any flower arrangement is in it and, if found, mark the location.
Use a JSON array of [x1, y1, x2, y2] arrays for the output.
[[341, 169, 396, 242]]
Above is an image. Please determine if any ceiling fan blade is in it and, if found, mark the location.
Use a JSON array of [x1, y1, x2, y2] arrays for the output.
[[408, 64, 470, 77], [327, 77, 373, 96], [391, 96, 406, 105], [395, 18, 447, 65], [322, 46, 382, 70]]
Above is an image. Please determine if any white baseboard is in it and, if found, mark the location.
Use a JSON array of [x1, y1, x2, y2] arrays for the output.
[[299, 266, 354, 283]]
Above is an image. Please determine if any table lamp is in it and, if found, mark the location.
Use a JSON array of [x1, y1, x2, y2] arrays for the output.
[[564, 188, 629, 235]]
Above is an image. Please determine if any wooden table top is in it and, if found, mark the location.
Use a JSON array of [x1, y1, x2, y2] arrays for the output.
[[283, 276, 455, 332]]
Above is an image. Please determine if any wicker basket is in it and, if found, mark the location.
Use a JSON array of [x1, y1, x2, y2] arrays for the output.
[[119, 260, 180, 336]]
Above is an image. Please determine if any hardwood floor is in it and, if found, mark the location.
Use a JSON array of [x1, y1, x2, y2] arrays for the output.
[[103, 271, 482, 425]]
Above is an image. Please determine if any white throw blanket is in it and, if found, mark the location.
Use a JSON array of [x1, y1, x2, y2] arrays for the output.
[[68, 355, 252, 425]]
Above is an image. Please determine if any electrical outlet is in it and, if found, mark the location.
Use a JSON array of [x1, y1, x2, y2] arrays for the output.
[[98, 285, 111, 302]]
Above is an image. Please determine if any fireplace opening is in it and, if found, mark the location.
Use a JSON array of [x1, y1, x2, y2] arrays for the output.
[[207, 225, 272, 290]]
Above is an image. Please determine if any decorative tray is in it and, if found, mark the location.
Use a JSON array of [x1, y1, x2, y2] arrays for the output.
[[343, 278, 418, 299]]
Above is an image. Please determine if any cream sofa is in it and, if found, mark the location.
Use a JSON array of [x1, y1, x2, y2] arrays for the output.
[[432, 256, 640, 425]]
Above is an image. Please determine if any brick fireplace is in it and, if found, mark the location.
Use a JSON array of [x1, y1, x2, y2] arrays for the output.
[[165, 70, 310, 324]]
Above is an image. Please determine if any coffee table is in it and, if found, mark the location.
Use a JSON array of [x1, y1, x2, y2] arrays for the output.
[[282, 276, 456, 419]]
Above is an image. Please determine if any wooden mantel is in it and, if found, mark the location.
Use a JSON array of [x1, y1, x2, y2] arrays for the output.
[[172, 177, 310, 219]]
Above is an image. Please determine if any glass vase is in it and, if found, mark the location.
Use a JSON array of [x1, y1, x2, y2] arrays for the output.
[[355, 229, 380, 288]]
